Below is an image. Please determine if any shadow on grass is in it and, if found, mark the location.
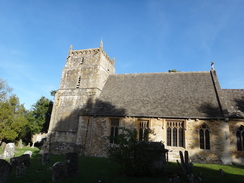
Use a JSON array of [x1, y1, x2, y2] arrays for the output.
[[6, 148, 244, 183]]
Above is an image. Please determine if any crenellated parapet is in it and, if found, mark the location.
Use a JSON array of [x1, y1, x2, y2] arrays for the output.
[[68, 47, 114, 66]]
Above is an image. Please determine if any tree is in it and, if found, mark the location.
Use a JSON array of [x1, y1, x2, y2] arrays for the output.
[[168, 69, 180, 72], [0, 78, 12, 102], [27, 96, 53, 134], [0, 95, 28, 142], [0, 79, 28, 142], [50, 90, 57, 97]]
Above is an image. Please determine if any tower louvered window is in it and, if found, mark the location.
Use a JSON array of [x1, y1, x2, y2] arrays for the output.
[[139, 120, 149, 141], [199, 124, 210, 150], [76, 76, 81, 88], [167, 121, 184, 147], [110, 119, 119, 144], [236, 125, 244, 151]]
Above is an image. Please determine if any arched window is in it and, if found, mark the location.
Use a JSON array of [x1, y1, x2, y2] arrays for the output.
[[199, 124, 210, 150], [110, 119, 119, 144], [166, 121, 185, 147], [167, 127, 171, 146], [236, 125, 244, 151], [139, 120, 149, 142]]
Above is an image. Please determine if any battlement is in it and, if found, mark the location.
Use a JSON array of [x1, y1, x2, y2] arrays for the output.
[[69, 47, 114, 66]]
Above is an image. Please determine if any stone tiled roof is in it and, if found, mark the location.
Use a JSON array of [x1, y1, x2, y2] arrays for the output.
[[92, 71, 226, 119], [222, 89, 244, 118]]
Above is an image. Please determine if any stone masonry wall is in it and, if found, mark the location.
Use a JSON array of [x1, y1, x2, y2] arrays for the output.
[[78, 116, 243, 165], [229, 120, 244, 165], [47, 47, 115, 155], [186, 119, 231, 164]]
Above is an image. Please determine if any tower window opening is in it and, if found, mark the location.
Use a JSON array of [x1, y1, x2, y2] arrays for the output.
[[76, 76, 81, 88]]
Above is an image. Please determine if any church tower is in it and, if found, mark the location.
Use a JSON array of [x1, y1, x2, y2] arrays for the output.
[[47, 42, 115, 153]]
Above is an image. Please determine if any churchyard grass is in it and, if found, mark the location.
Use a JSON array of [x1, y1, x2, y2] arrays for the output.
[[3, 147, 244, 183]]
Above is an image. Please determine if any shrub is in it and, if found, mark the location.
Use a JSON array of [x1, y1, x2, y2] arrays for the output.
[[108, 128, 168, 176]]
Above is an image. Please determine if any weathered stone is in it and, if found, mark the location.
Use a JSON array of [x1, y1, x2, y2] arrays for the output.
[[65, 152, 78, 177], [47, 44, 115, 155], [15, 163, 26, 177], [10, 154, 30, 178], [52, 162, 66, 182], [0, 159, 12, 183], [46, 44, 244, 166], [3, 143, 15, 159], [1, 142, 6, 151], [219, 169, 225, 176], [10, 154, 31, 168], [17, 139, 23, 148], [42, 153, 50, 165], [24, 150, 33, 157]]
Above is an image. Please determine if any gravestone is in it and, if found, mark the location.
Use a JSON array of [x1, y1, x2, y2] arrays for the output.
[[42, 153, 50, 165], [10, 154, 31, 168], [219, 169, 225, 176], [17, 139, 23, 148], [52, 162, 66, 182], [10, 154, 31, 177], [0, 159, 12, 183], [3, 143, 15, 159], [24, 151, 33, 157], [1, 142, 6, 151], [66, 152, 78, 177], [15, 163, 26, 177]]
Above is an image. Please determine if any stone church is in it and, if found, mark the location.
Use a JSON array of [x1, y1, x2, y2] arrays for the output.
[[47, 42, 244, 165]]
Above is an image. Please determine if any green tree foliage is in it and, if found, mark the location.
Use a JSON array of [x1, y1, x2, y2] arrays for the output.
[[168, 69, 180, 72], [108, 128, 168, 176], [0, 95, 28, 142], [0, 79, 54, 144], [50, 90, 57, 97], [0, 78, 12, 102], [27, 96, 53, 134]]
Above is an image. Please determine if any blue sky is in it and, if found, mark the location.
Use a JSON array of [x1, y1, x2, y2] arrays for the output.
[[0, 0, 244, 109]]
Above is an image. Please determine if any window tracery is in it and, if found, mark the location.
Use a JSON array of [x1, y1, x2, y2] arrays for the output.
[[167, 121, 184, 147], [139, 120, 149, 142], [236, 125, 244, 151], [110, 119, 119, 144], [199, 124, 210, 150]]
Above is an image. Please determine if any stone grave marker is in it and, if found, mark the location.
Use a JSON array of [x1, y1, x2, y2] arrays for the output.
[[1, 142, 6, 151], [0, 159, 12, 183], [42, 153, 50, 165], [10, 154, 31, 177], [66, 152, 78, 177], [17, 139, 23, 148], [52, 161, 66, 182], [24, 151, 33, 157], [3, 143, 15, 159]]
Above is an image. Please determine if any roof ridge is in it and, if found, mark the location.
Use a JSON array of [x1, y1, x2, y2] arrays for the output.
[[110, 71, 210, 76]]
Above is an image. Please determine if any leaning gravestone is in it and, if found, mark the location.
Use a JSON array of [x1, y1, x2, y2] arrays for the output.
[[1, 142, 6, 151], [66, 152, 78, 177], [52, 162, 66, 182], [0, 159, 12, 183], [3, 143, 15, 159]]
